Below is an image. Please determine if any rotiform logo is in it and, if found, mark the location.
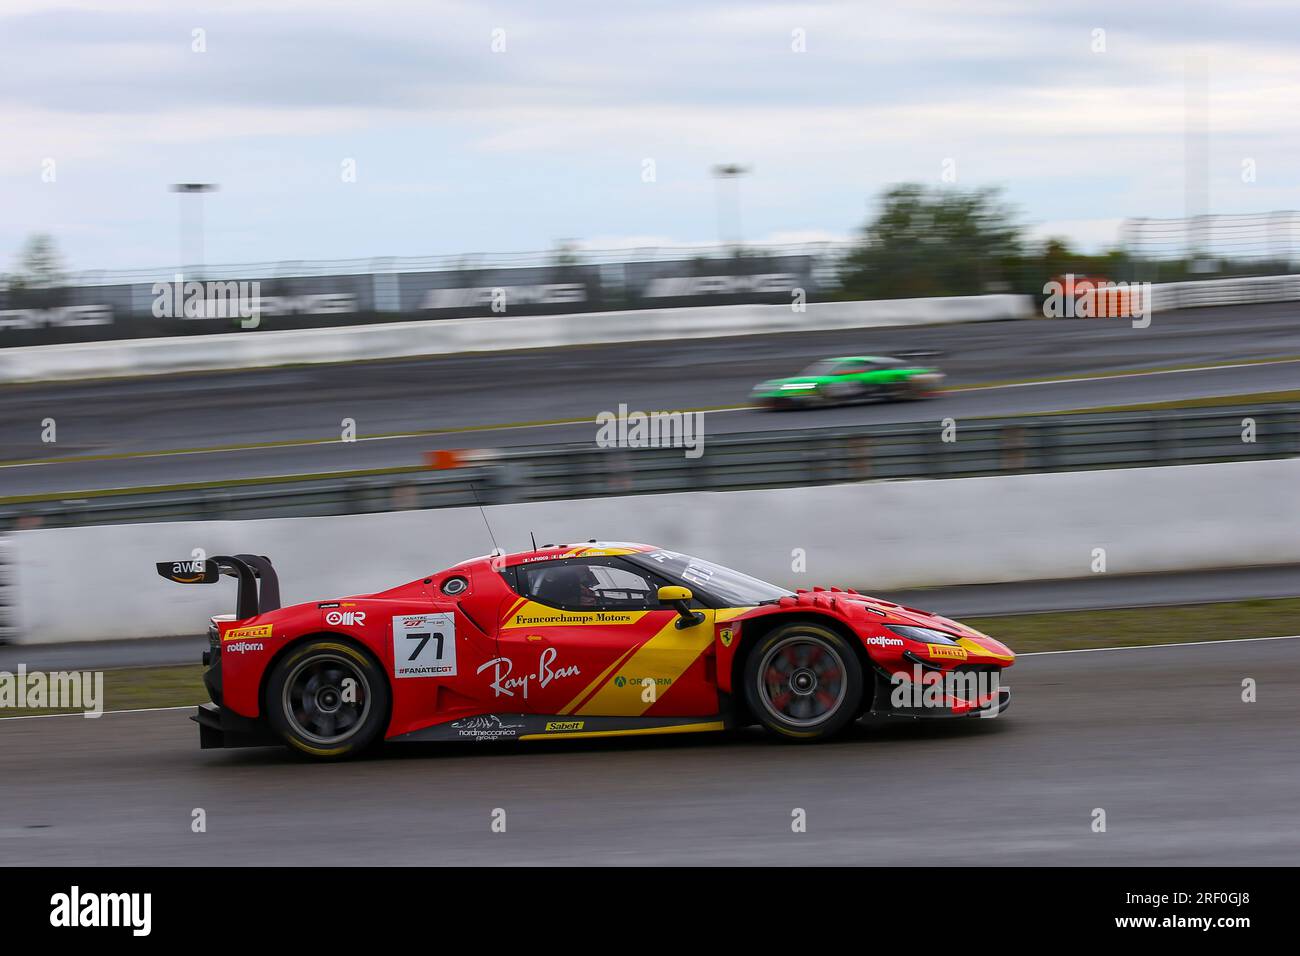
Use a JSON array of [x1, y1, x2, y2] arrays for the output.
[[49, 886, 151, 936], [224, 641, 264, 654]]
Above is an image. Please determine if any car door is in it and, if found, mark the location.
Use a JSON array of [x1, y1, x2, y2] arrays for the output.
[[493, 556, 720, 718], [823, 360, 873, 401]]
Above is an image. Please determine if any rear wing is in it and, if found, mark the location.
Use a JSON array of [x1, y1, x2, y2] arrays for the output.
[[156, 554, 281, 620]]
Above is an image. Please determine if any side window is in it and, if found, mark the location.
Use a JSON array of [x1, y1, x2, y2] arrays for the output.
[[518, 559, 660, 610]]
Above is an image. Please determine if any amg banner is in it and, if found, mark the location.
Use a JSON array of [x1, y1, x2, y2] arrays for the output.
[[0, 256, 818, 346], [0, 273, 379, 346], [395, 265, 605, 316], [621, 255, 816, 309]]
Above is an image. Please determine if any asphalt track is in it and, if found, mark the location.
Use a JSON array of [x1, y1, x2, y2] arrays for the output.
[[1, 303, 1298, 496], [1, 636, 1296, 865]]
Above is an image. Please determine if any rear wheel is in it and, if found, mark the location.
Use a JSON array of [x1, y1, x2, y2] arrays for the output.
[[882, 380, 916, 401], [902, 376, 941, 399], [266, 639, 390, 759], [743, 622, 864, 740]]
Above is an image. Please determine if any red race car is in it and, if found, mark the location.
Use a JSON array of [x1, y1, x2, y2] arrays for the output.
[[158, 543, 1014, 759]]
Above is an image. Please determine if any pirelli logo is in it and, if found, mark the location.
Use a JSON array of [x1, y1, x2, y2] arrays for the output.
[[544, 721, 584, 732], [224, 624, 273, 642], [927, 643, 967, 661]]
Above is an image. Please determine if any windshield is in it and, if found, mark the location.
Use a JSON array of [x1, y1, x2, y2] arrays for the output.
[[628, 550, 792, 607], [798, 360, 839, 376]]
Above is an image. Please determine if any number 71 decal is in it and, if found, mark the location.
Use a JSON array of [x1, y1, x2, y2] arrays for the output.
[[392, 613, 458, 678]]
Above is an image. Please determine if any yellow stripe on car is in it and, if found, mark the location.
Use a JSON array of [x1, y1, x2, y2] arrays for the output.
[[571, 613, 714, 716], [956, 636, 1015, 662]]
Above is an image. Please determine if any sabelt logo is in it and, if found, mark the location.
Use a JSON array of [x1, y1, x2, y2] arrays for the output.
[[544, 721, 584, 732], [224, 624, 272, 642], [927, 643, 968, 661]]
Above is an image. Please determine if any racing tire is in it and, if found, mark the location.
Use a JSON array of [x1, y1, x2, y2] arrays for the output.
[[266, 639, 390, 759], [743, 622, 864, 741]]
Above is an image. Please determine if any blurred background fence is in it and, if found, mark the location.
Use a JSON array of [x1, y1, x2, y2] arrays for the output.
[[5, 404, 1295, 530], [5, 204, 1300, 347], [1121, 211, 1300, 279]]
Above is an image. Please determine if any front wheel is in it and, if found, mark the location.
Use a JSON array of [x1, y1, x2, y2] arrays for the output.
[[266, 639, 390, 759], [743, 622, 864, 740]]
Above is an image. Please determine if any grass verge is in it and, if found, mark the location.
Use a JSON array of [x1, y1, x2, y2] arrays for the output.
[[1035, 389, 1300, 416], [0, 664, 205, 718], [965, 596, 1300, 654]]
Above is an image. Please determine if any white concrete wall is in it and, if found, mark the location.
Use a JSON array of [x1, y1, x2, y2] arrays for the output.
[[10, 457, 1297, 644], [0, 295, 1029, 384], [7, 273, 1297, 386]]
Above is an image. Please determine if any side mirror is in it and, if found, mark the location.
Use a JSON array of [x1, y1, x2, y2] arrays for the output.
[[658, 585, 705, 629]]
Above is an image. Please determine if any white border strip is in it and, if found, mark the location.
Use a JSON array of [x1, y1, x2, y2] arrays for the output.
[[0, 295, 1029, 385], [0, 704, 196, 722]]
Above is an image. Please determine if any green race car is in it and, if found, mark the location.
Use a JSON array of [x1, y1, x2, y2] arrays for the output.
[[751, 355, 945, 410]]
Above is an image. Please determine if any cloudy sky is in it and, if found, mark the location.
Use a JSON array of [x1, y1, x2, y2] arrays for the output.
[[2, 0, 1298, 273]]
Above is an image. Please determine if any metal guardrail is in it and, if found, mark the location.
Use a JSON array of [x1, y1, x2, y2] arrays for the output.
[[3, 405, 1296, 530], [1121, 211, 1300, 263], [46, 209, 1300, 286], [0, 536, 15, 642], [51, 209, 1300, 288]]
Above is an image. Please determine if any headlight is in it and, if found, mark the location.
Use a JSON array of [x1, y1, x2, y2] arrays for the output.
[[886, 624, 960, 645]]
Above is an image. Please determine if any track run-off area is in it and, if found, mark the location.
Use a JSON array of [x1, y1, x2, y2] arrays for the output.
[[1, 636, 1296, 865]]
